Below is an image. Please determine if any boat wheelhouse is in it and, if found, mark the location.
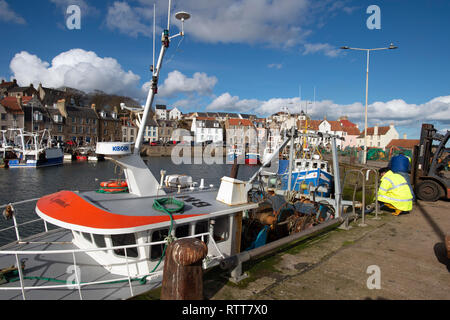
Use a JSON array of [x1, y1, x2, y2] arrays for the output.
[[278, 155, 334, 197]]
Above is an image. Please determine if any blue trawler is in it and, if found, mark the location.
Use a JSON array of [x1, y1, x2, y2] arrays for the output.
[[278, 154, 334, 197]]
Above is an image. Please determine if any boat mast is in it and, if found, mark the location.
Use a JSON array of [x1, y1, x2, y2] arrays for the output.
[[133, 0, 190, 155]]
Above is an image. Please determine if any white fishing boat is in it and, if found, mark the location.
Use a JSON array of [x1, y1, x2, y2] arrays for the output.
[[0, 1, 352, 301], [6, 129, 63, 169]]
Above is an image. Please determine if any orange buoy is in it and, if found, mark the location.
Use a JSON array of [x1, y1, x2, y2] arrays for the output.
[[100, 180, 128, 189]]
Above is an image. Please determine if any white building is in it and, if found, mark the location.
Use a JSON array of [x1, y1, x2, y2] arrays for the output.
[[143, 119, 159, 142], [318, 120, 346, 149], [155, 105, 167, 120], [168, 107, 182, 120], [357, 124, 399, 150], [191, 118, 223, 144]]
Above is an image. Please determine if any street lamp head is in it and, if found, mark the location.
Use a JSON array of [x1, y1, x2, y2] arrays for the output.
[[388, 43, 398, 49], [340, 46, 350, 50]]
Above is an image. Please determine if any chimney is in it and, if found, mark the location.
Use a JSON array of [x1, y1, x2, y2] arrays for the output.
[[13, 79, 17, 84], [91, 104, 96, 110], [1, 80, 4, 84], [16, 96, 22, 106], [403, 133, 407, 139], [374, 125, 378, 136]]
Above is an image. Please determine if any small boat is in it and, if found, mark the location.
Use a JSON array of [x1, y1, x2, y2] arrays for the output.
[[75, 147, 99, 162], [245, 152, 261, 165], [227, 146, 244, 164], [7, 129, 63, 169]]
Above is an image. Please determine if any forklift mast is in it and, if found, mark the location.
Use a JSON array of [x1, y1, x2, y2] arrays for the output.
[[411, 124, 450, 201]]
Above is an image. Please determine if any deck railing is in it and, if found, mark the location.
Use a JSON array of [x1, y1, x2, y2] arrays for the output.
[[0, 198, 224, 300]]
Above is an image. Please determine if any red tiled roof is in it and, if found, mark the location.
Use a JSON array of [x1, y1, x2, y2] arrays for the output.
[[196, 117, 216, 121], [227, 118, 253, 127], [297, 119, 321, 131], [328, 120, 345, 132], [343, 126, 361, 136], [19, 96, 33, 105], [386, 139, 420, 150], [0, 81, 16, 88], [0, 97, 24, 114], [339, 119, 357, 128]]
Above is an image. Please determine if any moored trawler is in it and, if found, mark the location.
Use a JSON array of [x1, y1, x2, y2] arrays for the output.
[[6, 129, 63, 169], [0, 0, 355, 300]]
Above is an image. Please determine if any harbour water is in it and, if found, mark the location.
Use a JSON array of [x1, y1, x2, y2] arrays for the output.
[[0, 158, 260, 246]]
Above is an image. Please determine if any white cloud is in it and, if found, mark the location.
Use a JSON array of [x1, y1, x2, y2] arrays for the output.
[[303, 43, 341, 57], [204, 92, 450, 128], [206, 93, 260, 112], [112, 0, 350, 51], [10, 49, 142, 98], [268, 63, 283, 70], [49, 0, 97, 15], [106, 1, 153, 38], [0, 0, 26, 25], [145, 70, 218, 98]]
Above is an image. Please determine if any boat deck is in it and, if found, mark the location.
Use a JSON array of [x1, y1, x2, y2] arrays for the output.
[[0, 229, 160, 300], [36, 189, 259, 234]]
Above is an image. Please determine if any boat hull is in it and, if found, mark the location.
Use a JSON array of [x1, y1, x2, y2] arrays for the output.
[[278, 160, 334, 197], [245, 153, 260, 165]]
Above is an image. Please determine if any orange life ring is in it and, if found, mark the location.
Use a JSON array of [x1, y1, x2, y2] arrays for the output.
[[100, 187, 128, 193], [100, 180, 128, 189]]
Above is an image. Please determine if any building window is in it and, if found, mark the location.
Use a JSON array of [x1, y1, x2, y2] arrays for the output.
[[1, 113, 6, 121], [72, 117, 76, 124], [72, 126, 76, 133]]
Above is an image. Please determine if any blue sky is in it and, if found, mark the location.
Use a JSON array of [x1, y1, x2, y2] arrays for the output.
[[1, 0, 449, 139]]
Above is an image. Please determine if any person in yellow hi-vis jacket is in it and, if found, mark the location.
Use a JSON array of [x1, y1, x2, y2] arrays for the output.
[[377, 167, 414, 216]]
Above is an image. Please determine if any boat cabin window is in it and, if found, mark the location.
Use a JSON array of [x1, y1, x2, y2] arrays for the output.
[[175, 225, 190, 239], [150, 229, 169, 261], [112, 233, 138, 258], [312, 162, 318, 169], [213, 216, 229, 243], [82, 232, 92, 243], [195, 221, 209, 244], [93, 234, 107, 249], [321, 163, 326, 170]]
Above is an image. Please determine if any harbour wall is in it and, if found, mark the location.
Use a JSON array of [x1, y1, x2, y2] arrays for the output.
[[140, 145, 228, 157]]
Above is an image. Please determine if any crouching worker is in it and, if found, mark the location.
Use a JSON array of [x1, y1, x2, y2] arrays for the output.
[[377, 167, 414, 216]]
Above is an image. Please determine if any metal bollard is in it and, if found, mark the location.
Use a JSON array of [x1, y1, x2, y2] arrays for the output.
[[160, 238, 208, 300]]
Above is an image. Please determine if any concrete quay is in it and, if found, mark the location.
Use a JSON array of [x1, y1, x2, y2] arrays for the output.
[[204, 200, 450, 300]]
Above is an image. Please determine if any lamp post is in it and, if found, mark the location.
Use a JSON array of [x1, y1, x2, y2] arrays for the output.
[[341, 43, 397, 165]]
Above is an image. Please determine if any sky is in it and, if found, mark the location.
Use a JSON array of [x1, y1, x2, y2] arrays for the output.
[[0, 0, 449, 139]]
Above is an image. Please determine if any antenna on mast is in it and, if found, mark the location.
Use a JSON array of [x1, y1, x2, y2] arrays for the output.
[[133, 0, 190, 155], [153, 3, 156, 74]]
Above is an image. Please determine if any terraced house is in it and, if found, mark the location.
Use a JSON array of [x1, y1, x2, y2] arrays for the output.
[[57, 99, 99, 145], [0, 96, 25, 131], [95, 105, 122, 142]]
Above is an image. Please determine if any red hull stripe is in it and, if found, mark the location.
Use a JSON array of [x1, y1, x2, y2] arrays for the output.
[[36, 191, 202, 230]]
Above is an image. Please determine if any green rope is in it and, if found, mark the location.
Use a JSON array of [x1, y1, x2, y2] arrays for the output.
[[96, 187, 129, 194], [138, 198, 179, 284]]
